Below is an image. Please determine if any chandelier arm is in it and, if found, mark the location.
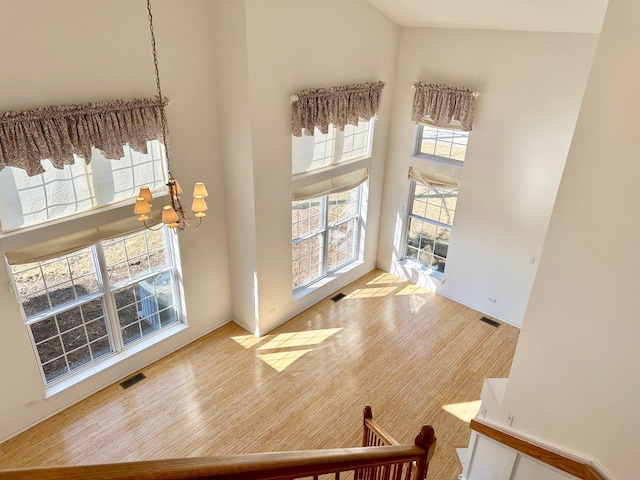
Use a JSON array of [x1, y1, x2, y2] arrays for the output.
[[142, 219, 166, 231], [181, 216, 204, 229], [147, 0, 172, 178]]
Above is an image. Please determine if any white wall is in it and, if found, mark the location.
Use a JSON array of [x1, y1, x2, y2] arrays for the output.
[[0, 0, 231, 442], [378, 27, 598, 326], [503, 0, 638, 478], [212, 0, 260, 334], [222, 0, 399, 334]]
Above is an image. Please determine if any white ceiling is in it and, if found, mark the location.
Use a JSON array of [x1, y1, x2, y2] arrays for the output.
[[364, 0, 609, 33]]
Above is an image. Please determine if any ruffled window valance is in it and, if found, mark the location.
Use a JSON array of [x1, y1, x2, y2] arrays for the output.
[[0, 97, 167, 177], [411, 82, 475, 132], [290, 81, 385, 137]]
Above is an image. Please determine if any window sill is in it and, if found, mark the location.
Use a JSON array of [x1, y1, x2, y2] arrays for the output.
[[293, 260, 364, 301], [44, 322, 188, 398]]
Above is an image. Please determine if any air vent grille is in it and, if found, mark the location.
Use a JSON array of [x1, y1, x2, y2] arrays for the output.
[[120, 372, 146, 389], [479, 316, 501, 328]]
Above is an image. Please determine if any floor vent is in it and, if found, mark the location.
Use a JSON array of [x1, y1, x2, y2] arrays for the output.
[[120, 372, 146, 389], [480, 316, 501, 328], [331, 292, 346, 302]]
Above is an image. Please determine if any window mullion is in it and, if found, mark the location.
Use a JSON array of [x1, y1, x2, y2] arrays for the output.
[[94, 243, 124, 352], [160, 228, 184, 324], [332, 128, 345, 165], [321, 195, 329, 277]]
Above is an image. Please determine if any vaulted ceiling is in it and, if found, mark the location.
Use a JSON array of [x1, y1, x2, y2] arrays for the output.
[[364, 0, 608, 33]]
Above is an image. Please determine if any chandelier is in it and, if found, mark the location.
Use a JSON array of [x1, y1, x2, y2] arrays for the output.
[[133, 0, 208, 231]]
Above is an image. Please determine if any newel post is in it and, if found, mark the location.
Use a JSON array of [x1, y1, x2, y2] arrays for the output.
[[362, 405, 373, 447], [414, 425, 437, 480]]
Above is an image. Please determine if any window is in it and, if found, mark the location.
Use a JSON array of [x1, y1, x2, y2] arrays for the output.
[[0, 141, 165, 231], [405, 181, 458, 275], [292, 185, 362, 291], [292, 120, 373, 176], [415, 125, 469, 164], [9, 228, 181, 385]]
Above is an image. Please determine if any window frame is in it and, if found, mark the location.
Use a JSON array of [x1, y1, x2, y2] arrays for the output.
[[8, 227, 184, 387], [292, 119, 375, 178], [291, 184, 363, 293], [413, 124, 468, 167], [403, 179, 458, 278]]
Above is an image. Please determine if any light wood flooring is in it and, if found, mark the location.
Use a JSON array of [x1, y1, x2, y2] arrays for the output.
[[0, 270, 519, 480]]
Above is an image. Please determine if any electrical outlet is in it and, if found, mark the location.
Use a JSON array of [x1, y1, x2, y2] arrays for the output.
[[24, 398, 39, 408], [488, 297, 497, 303], [528, 255, 536, 264]]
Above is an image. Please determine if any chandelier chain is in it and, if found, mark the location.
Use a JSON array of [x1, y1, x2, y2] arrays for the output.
[[146, 0, 172, 178]]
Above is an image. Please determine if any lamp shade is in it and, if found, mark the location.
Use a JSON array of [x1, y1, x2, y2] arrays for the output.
[[193, 182, 208, 197], [134, 197, 152, 215], [191, 195, 207, 213], [138, 186, 153, 203], [161, 205, 180, 224]]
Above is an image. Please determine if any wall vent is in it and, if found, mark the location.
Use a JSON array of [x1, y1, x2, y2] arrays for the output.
[[120, 372, 146, 389], [331, 293, 346, 302], [479, 316, 501, 328]]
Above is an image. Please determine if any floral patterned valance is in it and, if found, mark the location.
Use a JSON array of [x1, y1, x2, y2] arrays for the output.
[[411, 82, 476, 132], [290, 81, 385, 137], [0, 97, 167, 177]]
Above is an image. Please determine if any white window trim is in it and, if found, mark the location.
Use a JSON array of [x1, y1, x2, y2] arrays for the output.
[[412, 125, 465, 168], [5, 220, 186, 390], [402, 179, 457, 281], [292, 184, 364, 293]]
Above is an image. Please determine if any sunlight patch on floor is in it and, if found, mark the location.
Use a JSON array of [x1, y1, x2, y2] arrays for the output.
[[233, 328, 343, 372], [442, 400, 482, 423], [346, 286, 398, 298], [396, 283, 433, 295], [257, 328, 342, 351], [231, 334, 268, 349], [258, 349, 313, 372], [365, 273, 407, 286]]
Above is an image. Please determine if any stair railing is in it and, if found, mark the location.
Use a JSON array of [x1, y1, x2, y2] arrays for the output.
[[0, 406, 436, 480], [361, 405, 437, 480]]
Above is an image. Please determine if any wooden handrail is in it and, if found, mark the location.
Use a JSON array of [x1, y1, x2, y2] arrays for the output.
[[362, 405, 437, 480], [0, 407, 437, 480], [363, 405, 402, 445], [0, 446, 424, 480], [470, 419, 605, 480]]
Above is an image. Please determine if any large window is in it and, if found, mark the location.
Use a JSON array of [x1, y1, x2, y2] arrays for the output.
[[0, 141, 165, 232], [292, 120, 373, 176], [9, 228, 181, 385], [414, 125, 469, 164], [292, 185, 362, 291], [405, 181, 458, 275]]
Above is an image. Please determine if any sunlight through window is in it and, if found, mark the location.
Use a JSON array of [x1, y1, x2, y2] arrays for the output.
[[259, 349, 312, 372], [396, 284, 433, 295], [258, 328, 342, 351], [442, 400, 482, 423], [231, 334, 269, 349], [231, 328, 343, 372], [346, 286, 398, 298]]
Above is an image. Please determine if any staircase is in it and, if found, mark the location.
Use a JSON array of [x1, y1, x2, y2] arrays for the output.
[[0, 406, 437, 480]]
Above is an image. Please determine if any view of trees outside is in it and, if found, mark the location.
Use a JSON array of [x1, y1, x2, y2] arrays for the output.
[[292, 187, 360, 290], [405, 183, 457, 273], [11, 229, 177, 383]]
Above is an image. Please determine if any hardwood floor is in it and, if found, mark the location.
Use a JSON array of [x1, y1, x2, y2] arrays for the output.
[[0, 270, 519, 480]]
